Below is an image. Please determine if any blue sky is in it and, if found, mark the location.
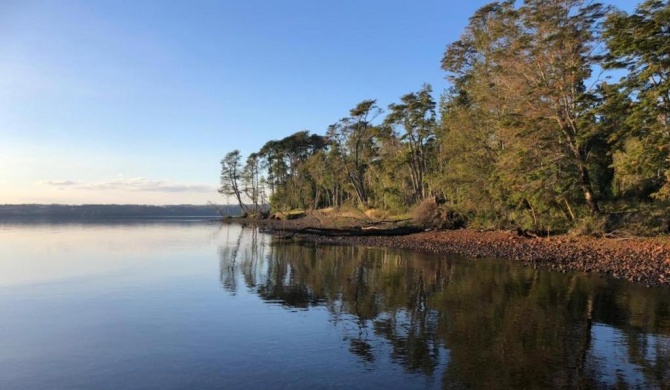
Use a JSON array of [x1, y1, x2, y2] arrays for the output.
[[1, 0, 639, 205]]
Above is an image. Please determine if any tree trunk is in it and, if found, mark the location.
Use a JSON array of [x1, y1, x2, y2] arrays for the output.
[[578, 163, 600, 215]]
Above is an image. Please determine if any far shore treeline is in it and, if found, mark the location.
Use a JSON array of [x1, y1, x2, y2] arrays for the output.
[[0, 204, 240, 220], [219, 0, 670, 234]]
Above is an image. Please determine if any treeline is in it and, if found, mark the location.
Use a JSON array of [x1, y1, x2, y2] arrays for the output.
[[0, 204, 235, 219], [220, 0, 670, 232]]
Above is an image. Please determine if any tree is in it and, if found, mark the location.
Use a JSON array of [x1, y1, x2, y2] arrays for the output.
[[436, 85, 508, 226], [385, 84, 437, 203], [442, 0, 609, 223], [219, 150, 249, 216], [242, 152, 265, 214], [327, 100, 382, 207], [604, 0, 670, 199], [258, 131, 327, 210]]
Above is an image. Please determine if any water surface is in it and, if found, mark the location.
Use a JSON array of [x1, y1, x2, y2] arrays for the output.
[[1, 222, 669, 389]]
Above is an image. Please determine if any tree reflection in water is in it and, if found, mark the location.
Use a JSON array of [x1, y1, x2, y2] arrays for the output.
[[218, 227, 670, 389]]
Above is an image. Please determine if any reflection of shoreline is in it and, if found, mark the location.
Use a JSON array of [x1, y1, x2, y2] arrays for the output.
[[230, 218, 670, 287], [218, 229, 670, 388]]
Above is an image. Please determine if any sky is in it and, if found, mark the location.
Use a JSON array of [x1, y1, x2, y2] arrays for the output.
[[0, 0, 640, 205]]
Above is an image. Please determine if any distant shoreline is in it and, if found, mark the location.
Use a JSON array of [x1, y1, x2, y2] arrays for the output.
[[0, 204, 239, 220]]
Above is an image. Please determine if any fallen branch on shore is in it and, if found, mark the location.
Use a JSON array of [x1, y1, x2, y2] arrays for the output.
[[267, 225, 423, 239]]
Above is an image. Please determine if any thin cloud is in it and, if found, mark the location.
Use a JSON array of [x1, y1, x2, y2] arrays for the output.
[[38, 178, 216, 193], [39, 180, 78, 187]]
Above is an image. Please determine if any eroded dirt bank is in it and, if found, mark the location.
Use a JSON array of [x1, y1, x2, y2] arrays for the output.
[[240, 217, 670, 287]]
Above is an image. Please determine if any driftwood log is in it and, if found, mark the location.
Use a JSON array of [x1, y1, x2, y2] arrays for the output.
[[265, 226, 423, 239], [515, 227, 538, 238]]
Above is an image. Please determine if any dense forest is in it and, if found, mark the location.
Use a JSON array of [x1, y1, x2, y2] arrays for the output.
[[219, 0, 670, 234]]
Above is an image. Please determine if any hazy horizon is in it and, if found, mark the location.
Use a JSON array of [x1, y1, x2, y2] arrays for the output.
[[0, 202, 234, 206], [0, 204, 241, 219]]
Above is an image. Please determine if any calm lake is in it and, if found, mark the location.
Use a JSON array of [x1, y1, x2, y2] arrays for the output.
[[1, 221, 670, 389]]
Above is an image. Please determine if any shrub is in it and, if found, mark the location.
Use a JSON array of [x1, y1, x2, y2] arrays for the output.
[[570, 215, 607, 237], [412, 198, 467, 230]]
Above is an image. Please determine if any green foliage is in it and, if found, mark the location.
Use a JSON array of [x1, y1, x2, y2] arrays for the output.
[[604, 0, 670, 199], [611, 138, 663, 197], [570, 215, 608, 237], [599, 201, 670, 235], [257, 130, 328, 211]]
